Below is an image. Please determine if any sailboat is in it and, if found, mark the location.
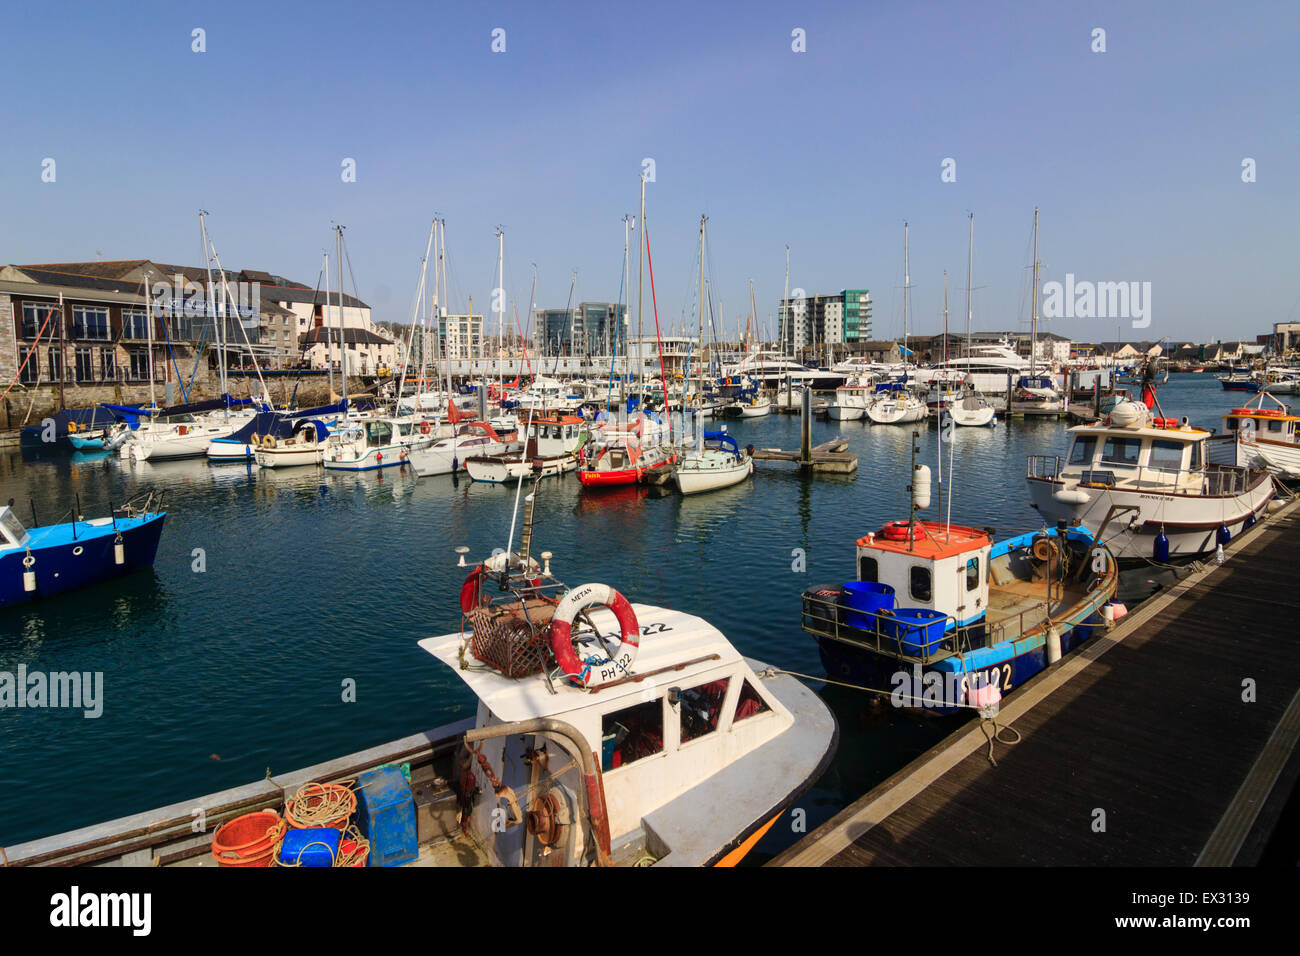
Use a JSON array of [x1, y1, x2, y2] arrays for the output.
[[867, 224, 927, 425], [949, 214, 996, 427], [675, 420, 752, 495]]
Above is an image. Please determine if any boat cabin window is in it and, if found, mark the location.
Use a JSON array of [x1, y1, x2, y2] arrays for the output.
[[679, 679, 730, 744], [1225, 418, 1238, 432], [1101, 436, 1141, 466], [733, 679, 770, 723], [601, 699, 663, 772], [1267, 420, 1284, 433], [0, 509, 27, 545], [966, 557, 980, 591], [858, 556, 878, 583], [1068, 435, 1097, 465], [1148, 440, 1184, 472], [910, 566, 932, 602], [1189, 441, 1203, 470]]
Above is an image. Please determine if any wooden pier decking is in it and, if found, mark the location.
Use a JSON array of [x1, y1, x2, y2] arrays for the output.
[[772, 496, 1300, 867], [751, 438, 858, 474]]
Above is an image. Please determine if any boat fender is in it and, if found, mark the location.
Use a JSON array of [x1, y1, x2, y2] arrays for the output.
[[22, 553, 35, 592], [114, 533, 125, 566], [550, 583, 640, 688], [1045, 625, 1062, 664]]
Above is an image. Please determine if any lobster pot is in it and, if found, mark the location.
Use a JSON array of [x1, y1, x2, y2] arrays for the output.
[[467, 601, 556, 677]]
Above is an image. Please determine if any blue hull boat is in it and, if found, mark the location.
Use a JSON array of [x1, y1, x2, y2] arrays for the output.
[[801, 522, 1117, 715], [0, 506, 166, 610]]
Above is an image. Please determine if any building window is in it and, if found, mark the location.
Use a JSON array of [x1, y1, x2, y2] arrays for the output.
[[127, 347, 151, 381], [47, 347, 64, 383], [75, 347, 95, 383], [22, 301, 59, 339], [101, 349, 116, 382], [72, 305, 111, 341], [679, 679, 729, 744], [122, 308, 150, 340], [18, 346, 39, 384]]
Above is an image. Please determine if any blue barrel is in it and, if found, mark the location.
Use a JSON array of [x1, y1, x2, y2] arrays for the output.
[[842, 581, 896, 629], [885, 608, 948, 655]]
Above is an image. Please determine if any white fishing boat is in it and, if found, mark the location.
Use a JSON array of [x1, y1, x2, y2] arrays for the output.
[[827, 380, 872, 421], [1211, 394, 1300, 479], [409, 421, 517, 477], [254, 420, 332, 469], [5, 502, 837, 868], [1026, 398, 1274, 561], [675, 427, 753, 495], [321, 415, 442, 471], [466, 414, 587, 484]]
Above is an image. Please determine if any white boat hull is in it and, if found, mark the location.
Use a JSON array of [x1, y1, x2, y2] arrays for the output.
[[466, 454, 576, 483], [675, 457, 752, 495], [1027, 467, 1274, 560], [866, 399, 927, 424], [256, 445, 323, 468]]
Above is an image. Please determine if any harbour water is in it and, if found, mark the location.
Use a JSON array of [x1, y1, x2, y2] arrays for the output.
[[0, 375, 1253, 854]]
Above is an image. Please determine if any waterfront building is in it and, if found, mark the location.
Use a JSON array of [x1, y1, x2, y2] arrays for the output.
[[778, 289, 872, 354], [534, 302, 627, 356]]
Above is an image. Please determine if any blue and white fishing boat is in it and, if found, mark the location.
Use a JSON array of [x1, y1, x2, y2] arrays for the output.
[[0, 502, 166, 610], [801, 519, 1117, 715]]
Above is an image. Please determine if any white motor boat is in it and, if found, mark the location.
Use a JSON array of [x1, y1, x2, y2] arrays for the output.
[[1210, 394, 1300, 479], [466, 414, 588, 484], [1026, 399, 1274, 561], [827, 380, 874, 421], [409, 421, 518, 477], [322, 415, 442, 471]]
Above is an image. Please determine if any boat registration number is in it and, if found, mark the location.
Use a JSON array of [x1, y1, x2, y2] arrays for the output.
[[960, 664, 1012, 698]]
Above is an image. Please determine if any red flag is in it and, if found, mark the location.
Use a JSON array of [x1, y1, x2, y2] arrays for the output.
[[1141, 385, 1156, 409]]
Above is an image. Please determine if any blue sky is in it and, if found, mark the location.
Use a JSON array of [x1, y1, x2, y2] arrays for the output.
[[2, 0, 1296, 345]]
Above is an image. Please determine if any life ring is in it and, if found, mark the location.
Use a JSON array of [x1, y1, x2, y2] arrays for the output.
[[550, 583, 640, 688], [881, 520, 923, 541], [67, 421, 79, 433], [263, 435, 276, 449], [420, 420, 430, 435]]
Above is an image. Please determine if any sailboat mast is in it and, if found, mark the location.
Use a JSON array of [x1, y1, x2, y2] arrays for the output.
[[696, 214, 706, 411], [336, 225, 347, 407], [622, 214, 631, 397], [143, 278, 156, 409], [199, 211, 225, 404], [440, 219, 452, 399], [782, 245, 790, 354], [967, 213, 974, 369], [637, 176, 646, 402], [1031, 207, 1039, 378], [496, 227, 504, 406], [323, 253, 334, 399], [903, 221, 910, 376]]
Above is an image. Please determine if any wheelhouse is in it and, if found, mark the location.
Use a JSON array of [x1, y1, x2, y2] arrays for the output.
[[1059, 421, 1208, 492], [0, 506, 31, 551], [855, 523, 992, 627]]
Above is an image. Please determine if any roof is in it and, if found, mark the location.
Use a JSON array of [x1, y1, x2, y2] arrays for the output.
[[300, 326, 393, 346], [856, 522, 991, 561], [418, 603, 742, 722]]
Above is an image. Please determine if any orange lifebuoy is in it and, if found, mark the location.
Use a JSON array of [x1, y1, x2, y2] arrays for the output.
[[550, 583, 640, 688], [881, 520, 923, 541], [420, 420, 430, 435]]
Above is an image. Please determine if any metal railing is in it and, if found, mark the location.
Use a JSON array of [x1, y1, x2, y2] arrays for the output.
[[1026, 454, 1258, 496]]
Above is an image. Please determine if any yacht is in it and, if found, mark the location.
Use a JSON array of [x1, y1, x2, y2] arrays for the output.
[[321, 415, 443, 471], [1026, 399, 1274, 561]]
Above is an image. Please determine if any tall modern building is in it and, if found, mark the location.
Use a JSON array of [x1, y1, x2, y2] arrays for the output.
[[778, 289, 871, 353], [534, 302, 627, 356]]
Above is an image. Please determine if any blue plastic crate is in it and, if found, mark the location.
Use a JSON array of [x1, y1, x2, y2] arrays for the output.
[[278, 827, 340, 867], [355, 767, 417, 867]]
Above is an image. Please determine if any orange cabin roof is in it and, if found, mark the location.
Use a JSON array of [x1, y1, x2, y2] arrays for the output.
[[855, 521, 991, 561]]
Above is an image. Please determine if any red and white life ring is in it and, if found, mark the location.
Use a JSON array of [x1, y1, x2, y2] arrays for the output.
[[420, 420, 431, 435], [550, 583, 640, 688]]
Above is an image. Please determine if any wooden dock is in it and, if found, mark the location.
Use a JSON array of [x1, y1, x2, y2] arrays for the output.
[[772, 496, 1300, 866], [751, 438, 858, 474]]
